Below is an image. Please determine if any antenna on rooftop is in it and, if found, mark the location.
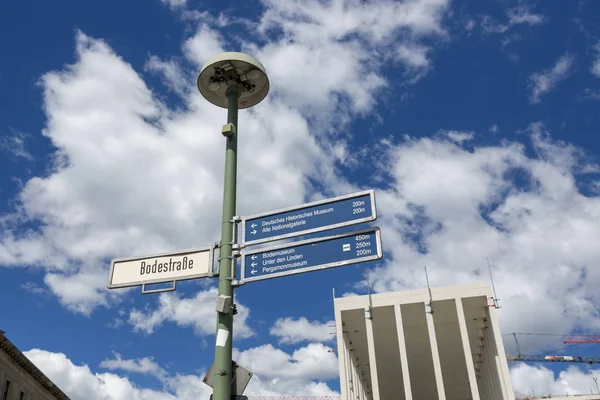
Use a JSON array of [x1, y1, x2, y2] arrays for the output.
[[425, 266, 434, 314], [487, 257, 501, 309], [365, 270, 373, 320], [330, 288, 338, 336]]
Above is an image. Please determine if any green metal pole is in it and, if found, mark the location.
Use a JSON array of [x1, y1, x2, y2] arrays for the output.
[[213, 87, 239, 400]]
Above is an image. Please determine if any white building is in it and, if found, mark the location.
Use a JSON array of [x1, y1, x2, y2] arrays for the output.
[[333, 282, 514, 400]]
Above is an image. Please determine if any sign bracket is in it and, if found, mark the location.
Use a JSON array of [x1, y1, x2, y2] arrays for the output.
[[142, 281, 177, 294], [211, 242, 220, 276], [231, 279, 243, 288]]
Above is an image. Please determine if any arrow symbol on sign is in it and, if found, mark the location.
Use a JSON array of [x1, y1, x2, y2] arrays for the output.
[[251, 255, 257, 260], [251, 230, 257, 235], [251, 223, 257, 228], [251, 269, 257, 275], [251, 262, 257, 267]]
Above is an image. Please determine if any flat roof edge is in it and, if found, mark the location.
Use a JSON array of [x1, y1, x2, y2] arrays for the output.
[[334, 281, 493, 311]]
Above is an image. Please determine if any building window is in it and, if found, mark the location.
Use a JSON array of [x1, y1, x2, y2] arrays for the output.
[[1, 380, 11, 400]]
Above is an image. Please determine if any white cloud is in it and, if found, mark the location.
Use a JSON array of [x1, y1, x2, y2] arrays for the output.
[[233, 343, 339, 396], [507, 5, 545, 26], [251, 0, 450, 117], [108, 318, 124, 329], [489, 124, 500, 134], [128, 288, 254, 339], [21, 281, 49, 296], [396, 43, 431, 79], [502, 33, 522, 50], [592, 40, 600, 78], [582, 88, 600, 100], [255, 40, 387, 118], [159, 0, 186, 9], [465, 19, 476, 32], [257, 0, 449, 43], [529, 53, 573, 103], [45, 266, 117, 315], [145, 56, 187, 95], [481, 16, 509, 34], [527, 121, 593, 173], [270, 317, 335, 344], [25, 349, 191, 400], [100, 352, 167, 380], [235, 343, 339, 381], [0, 129, 33, 160], [481, 5, 545, 34], [25, 346, 338, 399], [179, 10, 234, 28], [182, 24, 224, 68], [511, 364, 600, 397], [442, 130, 475, 143], [366, 123, 600, 354]]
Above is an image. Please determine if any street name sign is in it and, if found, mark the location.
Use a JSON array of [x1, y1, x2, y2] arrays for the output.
[[108, 246, 214, 290], [241, 189, 376, 246], [239, 227, 382, 284]]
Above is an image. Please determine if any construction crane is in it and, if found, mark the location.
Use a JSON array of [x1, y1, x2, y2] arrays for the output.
[[507, 354, 600, 364], [504, 332, 600, 364], [564, 336, 600, 344], [248, 398, 341, 400]]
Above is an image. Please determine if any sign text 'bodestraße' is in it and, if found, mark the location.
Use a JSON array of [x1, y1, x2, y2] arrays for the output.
[[139, 257, 195, 275]]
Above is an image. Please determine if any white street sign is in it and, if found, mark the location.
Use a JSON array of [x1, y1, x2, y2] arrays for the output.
[[108, 246, 214, 289]]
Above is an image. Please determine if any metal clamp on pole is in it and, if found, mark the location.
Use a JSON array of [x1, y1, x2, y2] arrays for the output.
[[232, 217, 241, 246], [210, 242, 220, 277], [224, 217, 238, 246], [230, 253, 238, 283]]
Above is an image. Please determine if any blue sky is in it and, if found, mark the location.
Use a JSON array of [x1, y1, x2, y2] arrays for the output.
[[1, 0, 600, 398]]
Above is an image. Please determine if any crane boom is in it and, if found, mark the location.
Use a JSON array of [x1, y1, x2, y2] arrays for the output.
[[564, 336, 600, 344], [507, 354, 600, 364]]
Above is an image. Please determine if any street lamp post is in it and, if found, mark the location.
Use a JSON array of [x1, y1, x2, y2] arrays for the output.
[[197, 52, 270, 400]]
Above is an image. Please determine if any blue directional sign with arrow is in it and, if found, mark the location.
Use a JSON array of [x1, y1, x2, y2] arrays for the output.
[[241, 190, 376, 246], [239, 227, 382, 284]]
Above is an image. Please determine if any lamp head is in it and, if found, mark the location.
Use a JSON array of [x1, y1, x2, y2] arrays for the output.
[[197, 52, 270, 109]]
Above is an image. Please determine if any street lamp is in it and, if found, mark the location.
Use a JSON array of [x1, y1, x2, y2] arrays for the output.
[[197, 52, 269, 400]]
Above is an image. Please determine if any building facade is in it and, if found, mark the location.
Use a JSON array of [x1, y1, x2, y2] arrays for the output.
[[334, 282, 514, 400], [0, 331, 70, 400]]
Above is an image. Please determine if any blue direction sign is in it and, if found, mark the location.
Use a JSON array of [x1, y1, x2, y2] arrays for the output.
[[241, 190, 376, 246], [240, 227, 382, 284]]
